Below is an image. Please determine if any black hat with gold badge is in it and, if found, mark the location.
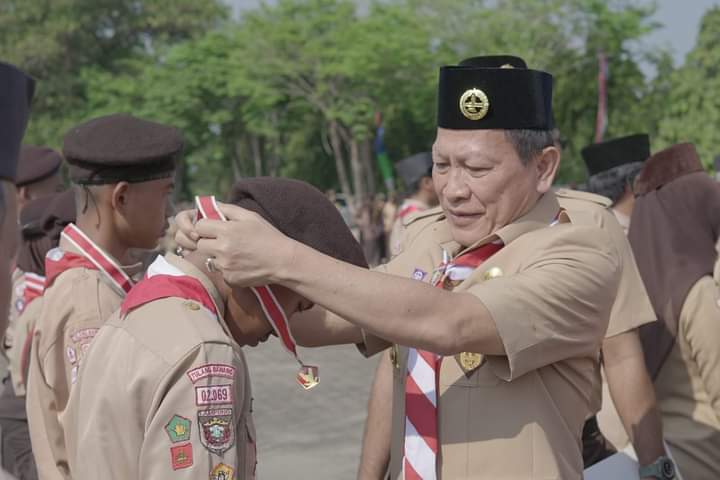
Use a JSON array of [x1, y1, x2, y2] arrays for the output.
[[438, 55, 554, 130]]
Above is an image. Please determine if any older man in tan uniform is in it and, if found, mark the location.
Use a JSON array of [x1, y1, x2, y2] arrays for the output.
[[630, 143, 720, 480], [26, 114, 180, 480], [64, 179, 368, 479], [177, 61, 622, 479]]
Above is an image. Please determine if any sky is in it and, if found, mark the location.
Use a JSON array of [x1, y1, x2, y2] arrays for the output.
[[226, 0, 720, 67]]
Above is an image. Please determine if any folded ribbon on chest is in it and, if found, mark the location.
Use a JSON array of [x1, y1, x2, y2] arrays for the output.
[[195, 196, 319, 390]]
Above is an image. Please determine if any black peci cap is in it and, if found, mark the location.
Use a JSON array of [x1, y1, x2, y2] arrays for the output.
[[17, 146, 63, 187], [63, 113, 182, 185], [437, 65, 554, 130], [581, 134, 650, 177], [396, 152, 433, 190], [0, 62, 36, 183]]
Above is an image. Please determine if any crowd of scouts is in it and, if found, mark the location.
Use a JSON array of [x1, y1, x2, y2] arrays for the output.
[[0, 52, 718, 480]]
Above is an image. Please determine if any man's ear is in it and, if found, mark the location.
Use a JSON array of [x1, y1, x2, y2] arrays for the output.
[[534, 146, 560, 194], [17, 186, 30, 201], [110, 182, 131, 211]]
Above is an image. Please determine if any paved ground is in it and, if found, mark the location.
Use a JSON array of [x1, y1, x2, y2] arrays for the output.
[[244, 341, 381, 479]]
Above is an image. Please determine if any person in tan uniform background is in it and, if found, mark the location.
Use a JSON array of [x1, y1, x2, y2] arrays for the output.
[[26, 113, 179, 480], [629, 143, 720, 480], [388, 152, 438, 257], [14, 146, 64, 215], [176, 60, 621, 479], [64, 178, 368, 479]]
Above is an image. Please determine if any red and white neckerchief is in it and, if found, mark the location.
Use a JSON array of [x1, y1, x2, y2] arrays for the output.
[[20, 272, 46, 312], [398, 203, 422, 220], [403, 211, 563, 479], [120, 255, 219, 318], [194, 196, 320, 390], [45, 223, 134, 295], [403, 241, 503, 480]]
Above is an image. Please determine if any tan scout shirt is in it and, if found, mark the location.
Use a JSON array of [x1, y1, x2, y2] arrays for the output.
[[26, 238, 135, 480], [556, 189, 657, 449], [64, 254, 256, 480], [7, 296, 42, 396], [3, 268, 26, 366], [369, 192, 621, 479], [388, 199, 429, 257], [655, 276, 720, 479]]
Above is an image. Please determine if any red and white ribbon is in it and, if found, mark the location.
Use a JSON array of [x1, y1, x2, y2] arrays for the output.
[[21, 272, 46, 310], [58, 223, 134, 295], [194, 196, 319, 390]]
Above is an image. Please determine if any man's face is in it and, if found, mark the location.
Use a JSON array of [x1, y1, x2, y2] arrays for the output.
[[432, 129, 542, 246], [116, 177, 175, 250], [0, 181, 19, 335], [224, 284, 312, 347]]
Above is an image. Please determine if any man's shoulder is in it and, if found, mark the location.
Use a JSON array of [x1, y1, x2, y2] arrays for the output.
[[555, 188, 612, 210], [115, 297, 233, 364], [402, 205, 443, 227]]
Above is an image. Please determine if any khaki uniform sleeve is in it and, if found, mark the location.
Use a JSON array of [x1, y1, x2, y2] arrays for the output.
[[7, 298, 41, 395], [681, 276, 720, 415], [469, 226, 621, 380], [138, 342, 255, 480]]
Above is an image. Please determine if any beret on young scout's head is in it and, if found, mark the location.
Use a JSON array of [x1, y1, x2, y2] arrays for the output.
[[437, 59, 554, 130], [228, 177, 368, 269], [396, 152, 433, 189], [581, 134, 650, 177], [0, 62, 36, 183], [633, 143, 704, 196], [16, 146, 63, 187], [62, 113, 182, 185]]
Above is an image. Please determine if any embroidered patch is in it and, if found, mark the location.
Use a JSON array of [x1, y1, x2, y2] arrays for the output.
[[70, 328, 98, 344], [411, 268, 427, 281], [198, 408, 234, 455], [66, 347, 77, 365], [186, 364, 236, 384], [195, 385, 233, 406], [170, 443, 193, 470], [165, 415, 192, 443], [14, 298, 25, 314], [210, 463, 234, 480]]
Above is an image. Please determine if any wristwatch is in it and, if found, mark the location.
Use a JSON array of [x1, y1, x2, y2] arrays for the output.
[[639, 456, 676, 479]]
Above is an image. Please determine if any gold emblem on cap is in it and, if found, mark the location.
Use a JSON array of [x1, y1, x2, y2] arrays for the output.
[[459, 352, 483, 372], [500, 63, 515, 69], [483, 267, 503, 280], [459, 88, 489, 121]]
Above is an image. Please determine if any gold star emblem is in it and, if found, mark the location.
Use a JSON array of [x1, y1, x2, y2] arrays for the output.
[[459, 88, 490, 121]]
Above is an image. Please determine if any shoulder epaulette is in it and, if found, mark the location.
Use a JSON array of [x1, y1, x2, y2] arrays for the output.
[[401, 206, 444, 227], [554, 188, 612, 208]]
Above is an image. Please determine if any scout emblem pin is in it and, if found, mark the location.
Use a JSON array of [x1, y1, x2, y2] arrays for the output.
[[194, 196, 320, 390]]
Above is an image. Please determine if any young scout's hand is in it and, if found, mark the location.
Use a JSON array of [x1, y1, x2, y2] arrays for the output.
[[194, 202, 297, 287], [174, 209, 199, 251]]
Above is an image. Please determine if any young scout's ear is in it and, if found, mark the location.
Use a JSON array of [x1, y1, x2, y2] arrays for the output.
[[110, 181, 131, 211]]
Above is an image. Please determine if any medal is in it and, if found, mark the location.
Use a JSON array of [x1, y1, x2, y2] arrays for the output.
[[458, 352, 483, 372], [297, 365, 319, 390]]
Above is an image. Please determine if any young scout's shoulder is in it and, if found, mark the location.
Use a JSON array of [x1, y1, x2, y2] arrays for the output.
[[117, 297, 233, 366]]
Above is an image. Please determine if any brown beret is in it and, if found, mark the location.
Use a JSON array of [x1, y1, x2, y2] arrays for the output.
[[63, 113, 182, 185], [17, 145, 63, 186], [634, 143, 704, 196], [0, 62, 35, 183], [228, 178, 368, 268], [17, 190, 76, 276]]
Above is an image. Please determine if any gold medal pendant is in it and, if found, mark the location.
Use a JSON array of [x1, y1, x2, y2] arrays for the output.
[[458, 352, 483, 373], [296, 365, 319, 390]]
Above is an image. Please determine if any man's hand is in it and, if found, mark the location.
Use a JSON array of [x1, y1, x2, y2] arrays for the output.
[[174, 209, 199, 251], [194, 202, 298, 287]]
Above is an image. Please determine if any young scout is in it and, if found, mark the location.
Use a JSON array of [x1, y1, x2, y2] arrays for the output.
[[0, 62, 35, 335], [177, 62, 622, 479], [25, 113, 179, 480], [388, 152, 438, 256], [629, 143, 720, 480], [63, 178, 367, 479], [14, 146, 64, 213]]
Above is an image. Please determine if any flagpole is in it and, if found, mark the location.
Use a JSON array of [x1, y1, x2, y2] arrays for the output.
[[594, 51, 608, 143]]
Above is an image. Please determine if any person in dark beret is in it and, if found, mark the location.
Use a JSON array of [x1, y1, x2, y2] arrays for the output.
[[15, 146, 65, 214], [62, 178, 367, 479], [388, 152, 439, 256], [582, 134, 651, 234], [0, 62, 35, 338], [175, 58, 622, 479], [25, 113, 180, 480]]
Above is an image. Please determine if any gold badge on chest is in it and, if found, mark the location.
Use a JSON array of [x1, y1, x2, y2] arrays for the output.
[[457, 351, 483, 374]]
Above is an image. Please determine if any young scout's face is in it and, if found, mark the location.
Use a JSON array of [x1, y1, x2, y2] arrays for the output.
[[224, 284, 313, 347], [114, 177, 175, 250], [0, 181, 19, 331], [432, 128, 555, 246]]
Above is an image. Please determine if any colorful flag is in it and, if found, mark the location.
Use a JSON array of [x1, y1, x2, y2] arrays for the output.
[[374, 112, 395, 192]]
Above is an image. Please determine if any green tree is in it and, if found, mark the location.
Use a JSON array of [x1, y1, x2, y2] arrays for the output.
[[657, 6, 720, 169]]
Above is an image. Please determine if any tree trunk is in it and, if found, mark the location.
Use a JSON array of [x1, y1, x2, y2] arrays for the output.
[[328, 120, 355, 214], [361, 137, 376, 196], [250, 134, 263, 177], [349, 137, 366, 204]]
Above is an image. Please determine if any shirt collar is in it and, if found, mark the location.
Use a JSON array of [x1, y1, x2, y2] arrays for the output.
[[164, 253, 226, 319]]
